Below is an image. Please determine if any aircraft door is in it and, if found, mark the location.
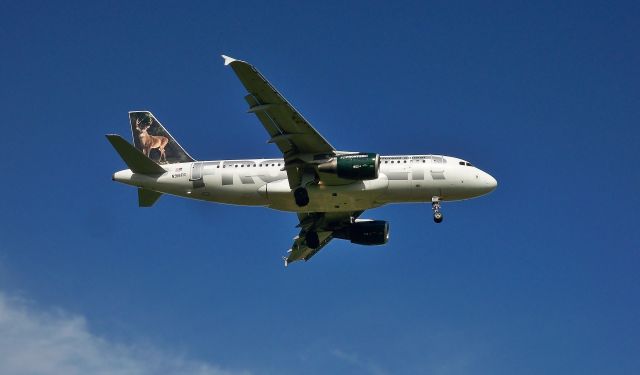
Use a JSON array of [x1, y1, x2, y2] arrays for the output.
[[411, 157, 427, 200], [190, 162, 204, 181], [429, 155, 445, 178], [428, 155, 446, 197]]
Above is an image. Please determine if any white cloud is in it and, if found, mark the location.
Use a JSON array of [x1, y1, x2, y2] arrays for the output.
[[0, 291, 250, 375], [331, 349, 388, 375]]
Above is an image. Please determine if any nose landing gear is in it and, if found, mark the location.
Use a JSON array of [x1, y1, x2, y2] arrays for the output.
[[432, 197, 443, 223]]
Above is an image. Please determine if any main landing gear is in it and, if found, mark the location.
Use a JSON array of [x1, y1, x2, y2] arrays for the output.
[[432, 197, 443, 223], [294, 187, 310, 207], [294, 172, 315, 207], [306, 231, 320, 249]]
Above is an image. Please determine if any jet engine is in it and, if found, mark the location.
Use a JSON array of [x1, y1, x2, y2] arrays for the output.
[[334, 220, 390, 246], [317, 153, 380, 180]]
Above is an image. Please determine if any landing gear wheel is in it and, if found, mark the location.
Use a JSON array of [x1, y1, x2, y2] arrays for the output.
[[306, 231, 320, 249], [294, 187, 309, 207], [432, 197, 443, 224]]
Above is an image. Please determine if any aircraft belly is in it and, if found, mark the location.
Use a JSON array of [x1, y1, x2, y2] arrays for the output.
[[263, 176, 388, 212], [417, 185, 441, 201], [200, 175, 268, 205], [143, 172, 268, 206]]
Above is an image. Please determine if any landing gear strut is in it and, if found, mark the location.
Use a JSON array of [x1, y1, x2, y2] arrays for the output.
[[294, 187, 309, 207], [432, 197, 443, 223]]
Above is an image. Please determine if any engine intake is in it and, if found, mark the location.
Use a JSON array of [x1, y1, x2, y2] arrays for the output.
[[318, 153, 380, 180], [334, 220, 390, 246]]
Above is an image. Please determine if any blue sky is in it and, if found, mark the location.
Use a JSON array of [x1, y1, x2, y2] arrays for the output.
[[1, 1, 639, 374]]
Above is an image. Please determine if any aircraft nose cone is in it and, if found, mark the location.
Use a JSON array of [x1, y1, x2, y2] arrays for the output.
[[485, 173, 497, 192]]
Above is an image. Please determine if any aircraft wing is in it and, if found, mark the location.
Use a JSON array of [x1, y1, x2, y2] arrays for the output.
[[285, 211, 363, 265], [222, 55, 335, 158]]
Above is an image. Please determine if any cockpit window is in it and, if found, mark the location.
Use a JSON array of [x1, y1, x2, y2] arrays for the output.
[[466, 162, 473, 166], [459, 161, 465, 165]]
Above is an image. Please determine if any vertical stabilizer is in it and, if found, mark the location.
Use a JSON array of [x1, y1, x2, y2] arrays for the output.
[[129, 111, 195, 165]]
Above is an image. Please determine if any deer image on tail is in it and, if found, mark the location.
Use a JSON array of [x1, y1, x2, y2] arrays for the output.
[[135, 118, 169, 163]]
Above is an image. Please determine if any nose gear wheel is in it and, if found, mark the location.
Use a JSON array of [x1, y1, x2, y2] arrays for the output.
[[432, 197, 443, 223]]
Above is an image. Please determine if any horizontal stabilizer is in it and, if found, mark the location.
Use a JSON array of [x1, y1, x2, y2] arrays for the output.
[[138, 188, 162, 207], [106, 134, 166, 175]]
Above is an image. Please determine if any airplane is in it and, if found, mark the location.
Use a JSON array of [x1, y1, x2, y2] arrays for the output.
[[106, 55, 497, 266]]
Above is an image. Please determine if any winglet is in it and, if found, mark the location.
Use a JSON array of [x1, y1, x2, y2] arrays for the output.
[[221, 54, 237, 66]]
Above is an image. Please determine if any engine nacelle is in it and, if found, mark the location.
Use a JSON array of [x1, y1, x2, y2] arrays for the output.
[[317, 153, 380, 180], [334, 220, 390, 246]]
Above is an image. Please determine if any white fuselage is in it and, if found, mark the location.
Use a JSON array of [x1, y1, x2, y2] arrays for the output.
[[112, 154, 497, 212]]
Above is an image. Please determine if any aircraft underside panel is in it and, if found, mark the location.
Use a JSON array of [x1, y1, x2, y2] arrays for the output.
[[260, 175, 389, 213]]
